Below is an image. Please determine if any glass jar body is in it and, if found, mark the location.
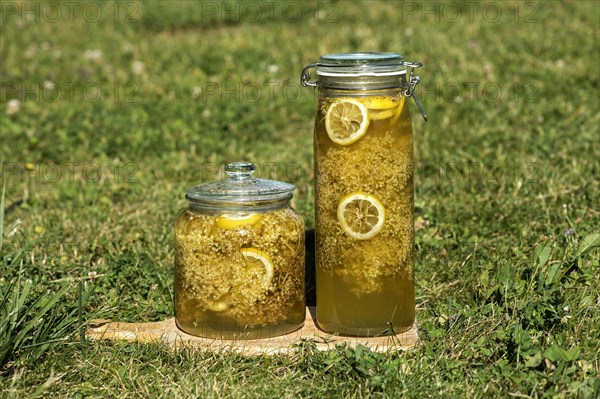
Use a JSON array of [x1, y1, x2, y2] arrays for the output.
[[174, 205, 305, 339], [314, 87, 415, 336]]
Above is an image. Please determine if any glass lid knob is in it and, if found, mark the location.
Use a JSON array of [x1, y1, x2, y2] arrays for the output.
[[225, 162, 256, 180]]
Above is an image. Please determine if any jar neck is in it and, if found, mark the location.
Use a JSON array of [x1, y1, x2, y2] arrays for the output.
[[318, 87, 406, 98], [188, 197, 291, 213], [315, 73, 408, 92]]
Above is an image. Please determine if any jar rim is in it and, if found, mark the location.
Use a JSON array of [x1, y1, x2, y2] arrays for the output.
[[320, 52, 403, 64], [316, 52, 407, 77]]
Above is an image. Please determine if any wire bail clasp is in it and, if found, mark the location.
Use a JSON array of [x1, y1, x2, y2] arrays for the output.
[[300, 63, 320, 87], [402, 61, 428, 122]]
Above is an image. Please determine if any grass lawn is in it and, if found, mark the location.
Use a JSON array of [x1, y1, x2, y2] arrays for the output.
[[1, 0, 599, 397]]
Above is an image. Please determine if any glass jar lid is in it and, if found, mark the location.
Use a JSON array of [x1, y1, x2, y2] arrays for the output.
[[185, 162, 295, 210], [317, 52, 407, 77]]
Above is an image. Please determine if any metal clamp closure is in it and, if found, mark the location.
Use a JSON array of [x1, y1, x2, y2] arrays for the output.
[[402, 61, 427, 122], [300, 63, 320, 87]]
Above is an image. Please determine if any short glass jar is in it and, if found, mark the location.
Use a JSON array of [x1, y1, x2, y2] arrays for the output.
[[174, 162, 305, 339]]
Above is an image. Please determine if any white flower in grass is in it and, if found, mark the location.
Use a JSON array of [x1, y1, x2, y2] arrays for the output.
[[121, 43, 134, 54], [132, 61, 145, 75], [6, 99, 21, 115], [43, 81, 55, 90], [267, 64, 279, 73], [84, 49, 103, 62], [25, 46, 36, 59]]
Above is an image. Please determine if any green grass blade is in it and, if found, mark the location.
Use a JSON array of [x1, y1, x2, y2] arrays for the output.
[[0, 179, 5, 255]]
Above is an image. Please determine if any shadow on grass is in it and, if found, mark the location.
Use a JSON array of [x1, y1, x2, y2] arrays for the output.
[[305, 229, 316, 307]]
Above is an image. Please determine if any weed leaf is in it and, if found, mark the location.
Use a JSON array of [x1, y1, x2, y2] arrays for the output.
[[573, 233, 600, 259], [544, 263, 561, 287], [535, 241, 552, 268], [544, 344, 581, 363]]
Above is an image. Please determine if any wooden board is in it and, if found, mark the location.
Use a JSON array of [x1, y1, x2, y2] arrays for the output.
[[87, 307, 419, 355]]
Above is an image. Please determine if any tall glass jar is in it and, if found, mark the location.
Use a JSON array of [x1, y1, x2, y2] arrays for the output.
[[301, 52, 425, 336], [174, 162, 305, 339]]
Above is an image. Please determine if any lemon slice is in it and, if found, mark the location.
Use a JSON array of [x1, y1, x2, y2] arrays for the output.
[[366, 96, 406, 121], [216, 213, 263, 230], [337, 192, 385, 240], [370, 108, 396, 120], [325, 99, 370, 145], [205, 300, 229, 312], [390, 95, 406, 125], [363, 97, 397, 110], [241, 247, 274, 290]]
